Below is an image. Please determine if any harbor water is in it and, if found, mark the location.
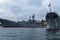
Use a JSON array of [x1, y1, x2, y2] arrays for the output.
[[0, 27, 60, 40]]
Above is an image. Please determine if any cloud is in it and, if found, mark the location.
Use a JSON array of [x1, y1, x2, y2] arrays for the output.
[[28, 0, 43, 6], [0, 0, 47, 21], [0, 0, 60, 21], [0, 0, 7, 3]]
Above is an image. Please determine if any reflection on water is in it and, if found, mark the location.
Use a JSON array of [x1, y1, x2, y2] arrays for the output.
[[46, 30, 60, 40], [0, 28, 60, 40]]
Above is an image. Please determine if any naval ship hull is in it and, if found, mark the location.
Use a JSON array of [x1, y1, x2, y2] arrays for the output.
[[0, 20, 23, 27], [46, 12, 60, 30], [0, 18, 41, 28]]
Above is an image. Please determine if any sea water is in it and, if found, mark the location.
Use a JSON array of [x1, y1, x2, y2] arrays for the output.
[[0, 28, 59, 40]]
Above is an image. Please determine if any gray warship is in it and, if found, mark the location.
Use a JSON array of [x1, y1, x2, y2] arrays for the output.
[[0, 15, 42, 28], [46, 1, 60, 30], [46, 12, 60, 30]]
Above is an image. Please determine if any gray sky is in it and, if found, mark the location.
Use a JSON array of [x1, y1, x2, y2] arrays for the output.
[[0, 0, 59, 21]]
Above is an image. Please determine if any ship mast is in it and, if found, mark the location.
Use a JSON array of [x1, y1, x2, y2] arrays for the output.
[[48, 2, 52, 12], [32, 14, 35, 20]]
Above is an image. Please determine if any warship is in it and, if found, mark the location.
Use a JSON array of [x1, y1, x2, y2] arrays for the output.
[[46, 12, 60, 30], [46, 2, 60, 30], [0, 15, 42, 28]]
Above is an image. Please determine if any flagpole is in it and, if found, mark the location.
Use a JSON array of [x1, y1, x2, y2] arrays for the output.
[[50, 2, 51, 12]]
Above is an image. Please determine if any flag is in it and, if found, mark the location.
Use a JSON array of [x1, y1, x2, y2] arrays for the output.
[[48, 3, 51, 7]]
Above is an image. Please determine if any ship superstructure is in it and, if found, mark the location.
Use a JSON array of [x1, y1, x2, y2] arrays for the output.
[[46, 12, 60, 29], [0, 15, 42, 28]]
